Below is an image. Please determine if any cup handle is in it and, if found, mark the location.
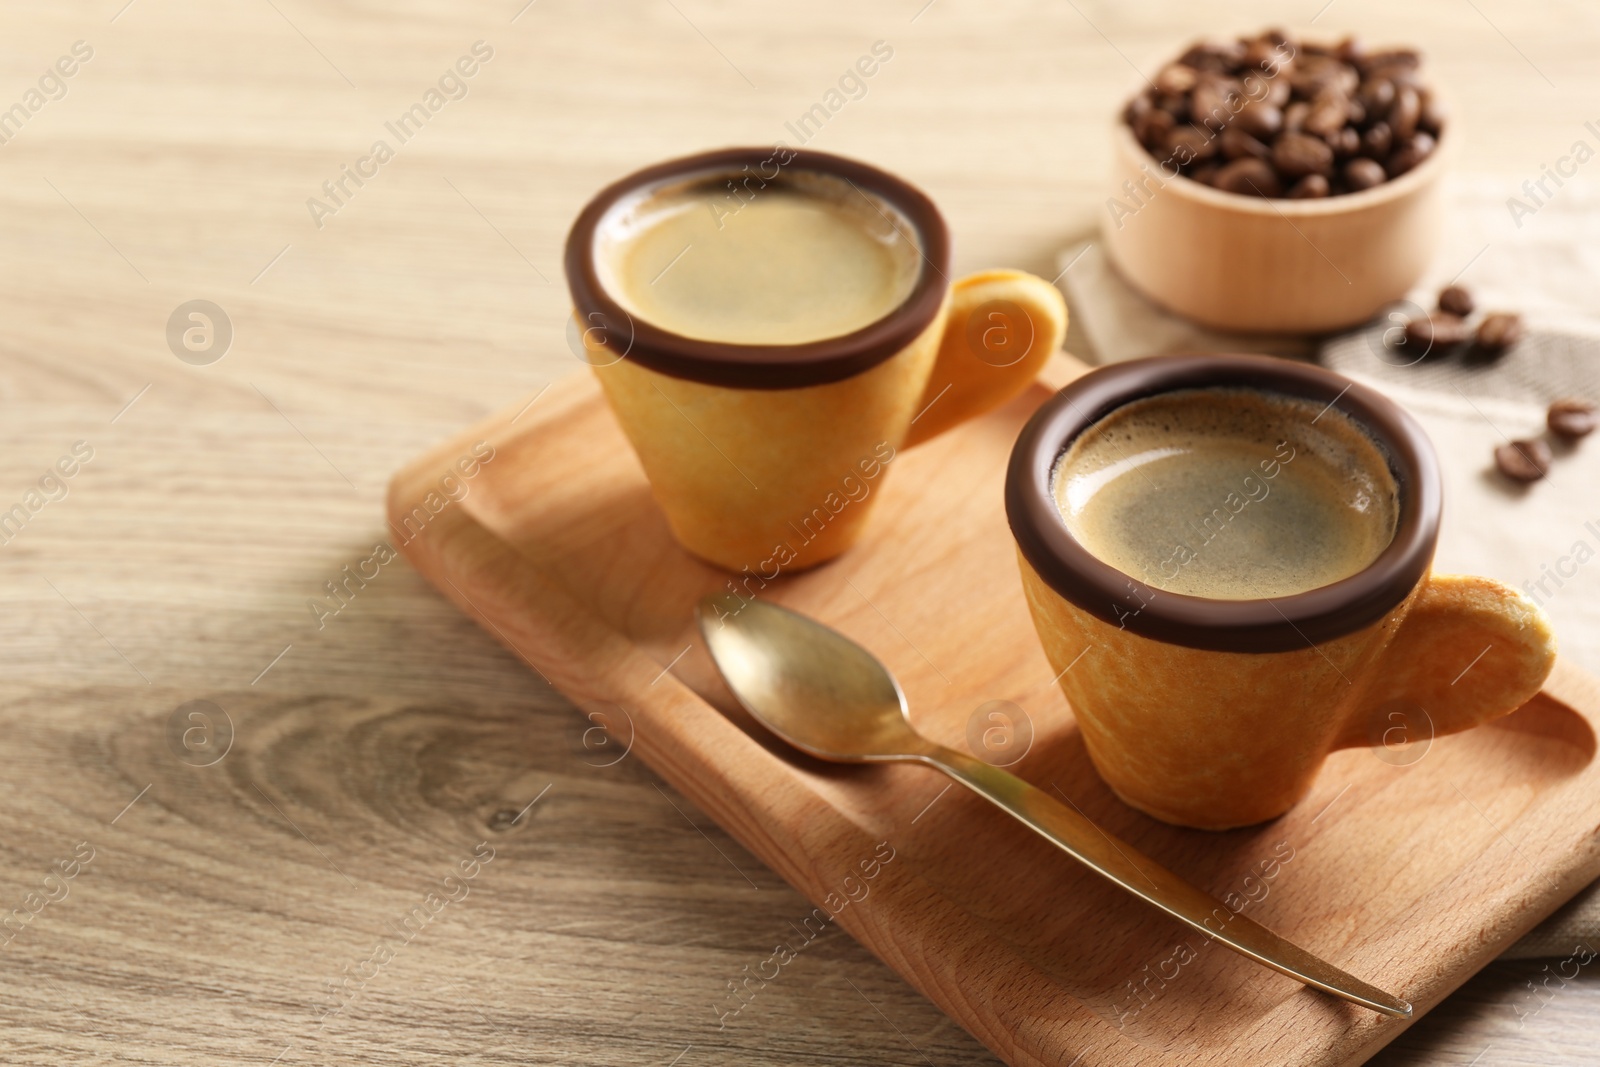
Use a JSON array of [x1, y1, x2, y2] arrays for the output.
[[900, 269, 1067, 447], [1336, 574, 1557, 750]]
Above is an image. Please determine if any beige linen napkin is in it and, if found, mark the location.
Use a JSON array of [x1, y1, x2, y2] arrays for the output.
[[1057, 176, 1600, 960]]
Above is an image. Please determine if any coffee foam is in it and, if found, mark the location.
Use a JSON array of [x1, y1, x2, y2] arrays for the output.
[[596, 171, 922, 347], [1053, 387, 1399, 601]]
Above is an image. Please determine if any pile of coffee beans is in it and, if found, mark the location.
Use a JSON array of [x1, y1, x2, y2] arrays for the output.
[[1124, 29, 1445, 199], [1402, 284, 1525, 356]]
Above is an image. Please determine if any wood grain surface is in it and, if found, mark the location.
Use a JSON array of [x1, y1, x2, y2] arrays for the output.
[[4, 1, 1600, 1064]]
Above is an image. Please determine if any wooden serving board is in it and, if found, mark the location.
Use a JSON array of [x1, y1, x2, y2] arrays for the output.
[[387, 353, 1600, 1067]]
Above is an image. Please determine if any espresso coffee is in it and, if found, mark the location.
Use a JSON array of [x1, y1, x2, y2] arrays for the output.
[[1053, 387, 1398, 600], [598, 174, 921, 346]]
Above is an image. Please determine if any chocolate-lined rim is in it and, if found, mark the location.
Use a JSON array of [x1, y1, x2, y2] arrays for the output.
[[1004, 354, 1442, 653], [564, 147, 951, 390]]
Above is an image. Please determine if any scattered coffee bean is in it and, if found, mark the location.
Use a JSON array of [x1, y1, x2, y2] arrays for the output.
[[1547, 398, 1598, 439], [1495, 439, 1551, 483], [1123, 30, 1443, 198], [1403, 311, 1471, 349], [1438, 284, 1475, 317], [1476, 311, 1525, 352]]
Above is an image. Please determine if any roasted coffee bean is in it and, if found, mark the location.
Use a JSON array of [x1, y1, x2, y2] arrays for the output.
[[1213, 157, 1282, 196], [1126, 30, 1438, 199], [1273, 132, 1335, 177], [1156, 63, 1199, 95], [1133, 108, 1176, 150], [1287, 174, 1331, 198], [1234, 100, 1284, 139], [1290, 54, 1342, 96], [1357, 77, 1396, 114], [1364, 47, 1421, 70], [1155, 92, 1191, 121], [1242, 37, 1283, 74], [1495, 439, 1550, 483], [1328, 126, 1361, 157], [1403, 311, 1471, 349], [1384, 65, 1426, 91], [1165, 124, 1218, 162], [1361, 121, 1394, 159], [1192, 77, 1245, 132], [1303, 88, 1351, 136], [1220, 125, 1271, 160], [1389, 85, 1421, 140], [1296, 54, 1359, 96], [1181, 41, 1245, 73], [1387, 132, 1436, 176], [1548, 398, 1598, 439], [1345, 157, 1387, 190], [1476, 311, 1526, 352], [1438, 285, 1475, 317]]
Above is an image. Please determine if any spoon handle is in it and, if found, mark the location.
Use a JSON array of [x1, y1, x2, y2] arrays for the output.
[[924, 745, 1412, 1019]]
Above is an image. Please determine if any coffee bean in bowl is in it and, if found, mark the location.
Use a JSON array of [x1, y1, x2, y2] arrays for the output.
[[1103, 29, 1451, 333], [1122, 30, 1444, 200]]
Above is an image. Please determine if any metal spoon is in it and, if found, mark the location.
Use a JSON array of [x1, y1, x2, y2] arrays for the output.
[[697, 594, 1411, 1019]]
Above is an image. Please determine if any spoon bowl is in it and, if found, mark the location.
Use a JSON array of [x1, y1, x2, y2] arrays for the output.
[[700, 593, 922, 761]]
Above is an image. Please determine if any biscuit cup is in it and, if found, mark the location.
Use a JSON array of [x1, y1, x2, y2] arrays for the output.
[[566, 148, 1067, 573], [1006, 355, 1557, 830]]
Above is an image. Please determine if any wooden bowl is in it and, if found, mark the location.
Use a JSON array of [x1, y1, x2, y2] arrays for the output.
[[1100, 120, 1451, 334]]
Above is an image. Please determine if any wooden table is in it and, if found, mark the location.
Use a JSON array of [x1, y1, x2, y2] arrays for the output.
[[3, 1, 1596, 1063]]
